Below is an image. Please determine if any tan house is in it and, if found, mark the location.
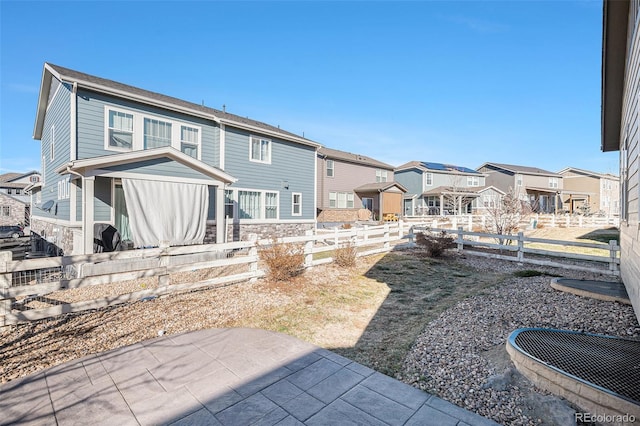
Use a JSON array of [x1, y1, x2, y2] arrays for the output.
[[317, 147, 406, 222], [477, 162, 563, 213], [601, 0, 640, 323], [558, 167, 619, 216]]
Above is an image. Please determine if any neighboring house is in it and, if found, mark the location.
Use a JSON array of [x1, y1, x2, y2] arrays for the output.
[[474, 186, 507, 213], [31, 63, 319, 255], [558, 167, 620, 216], [394, 161, 487, 216], [317, 147, 406, 221], [601, 0, 640, 323], [0, 171, 40, 226], [477, 162, 563, 213]]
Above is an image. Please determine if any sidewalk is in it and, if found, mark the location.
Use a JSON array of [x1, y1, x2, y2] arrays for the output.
[[0, 328, 499, 425]]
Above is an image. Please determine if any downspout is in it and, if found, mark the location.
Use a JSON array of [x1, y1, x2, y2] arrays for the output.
[[66, 165, 85, 252]]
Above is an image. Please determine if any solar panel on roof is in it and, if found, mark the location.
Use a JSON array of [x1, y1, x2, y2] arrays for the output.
[[421, 162, 447, 171]]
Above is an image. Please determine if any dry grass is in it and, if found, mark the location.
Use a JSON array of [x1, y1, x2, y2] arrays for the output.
[[0, 248, 509, 383]]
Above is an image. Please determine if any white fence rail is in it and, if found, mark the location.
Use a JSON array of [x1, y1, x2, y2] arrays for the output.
[[0, 224, 405, 327], [413, 226, 620, 276]]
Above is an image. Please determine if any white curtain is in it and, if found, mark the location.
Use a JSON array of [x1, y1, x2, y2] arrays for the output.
[[121, 178, 208, 247]]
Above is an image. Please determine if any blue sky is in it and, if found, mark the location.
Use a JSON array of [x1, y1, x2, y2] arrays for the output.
[[0, 0, 618, 175]]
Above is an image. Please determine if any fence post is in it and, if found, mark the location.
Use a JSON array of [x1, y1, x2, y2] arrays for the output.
[[609, 239, 618, 274], [579, 216, 583, 228], [0, 251, 13, 329], [384, 224, 390, 250], [452, 217, 458, 230], [456, 226, 463, 252], [467, 215, 472, 231], [566, 215, 570, 227], [248, 234, 259, 282], [334, 228, 339, 246], [363, 225, 369, 243], [398, 219, 404, 239], [481, 215, 486, 230], [304, 230, 314, 269], [551, 214, 555, 227], [517, 232, 524, 263]]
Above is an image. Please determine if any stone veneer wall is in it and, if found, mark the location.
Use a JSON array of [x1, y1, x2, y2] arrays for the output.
[[317, 209, 372, 223], [30, 217, 76, 256], [204, 222, 315, 243], [0, 193, 28, 227]]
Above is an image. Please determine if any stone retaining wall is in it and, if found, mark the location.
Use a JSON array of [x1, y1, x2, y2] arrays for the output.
[[205, 222, 314, 243], [29, 217, 76, 256]]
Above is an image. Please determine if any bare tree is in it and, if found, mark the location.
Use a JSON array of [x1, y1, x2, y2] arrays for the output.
[[483, 187, 533, 244]]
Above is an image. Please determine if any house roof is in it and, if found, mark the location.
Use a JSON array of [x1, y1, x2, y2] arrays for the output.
[[478, 162, 561, 177], [557, 166, 619, 180], [34, 63, 320, 149], [422, 185, 481, 197], [0, 173, 22, 182], [353, 182, 407, 193], [56, 147, 237, 184], [318, 147, 394, 170], [601, 0, 629, 152], [396, 161, 483, 175]]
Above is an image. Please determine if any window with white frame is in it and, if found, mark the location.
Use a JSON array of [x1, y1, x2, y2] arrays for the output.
[[467, 176, 480, 186], [57, 177, 70, 200], [329, 191, 354, 208], [1, 206, 9, 216], [30, 175, 40, 183], [425, 173, 433, 186], [376, 169, 388, 183], [250, 136, 271, 163], [144, 118, 172, 149], [548, 177, 559, 189], [108, 110, 134, 150], [427, 196, 438, 207], [7, 189, 13, 195], [292, 192, 302, 216], [180, 126, 199, 158], [238, 190, 261, 219], [326, 160, 334, 177], [224, 190, 235, 219], [50, 125, 55, 161], [265, 192, 278, 219], [516, 174, 523, 187]]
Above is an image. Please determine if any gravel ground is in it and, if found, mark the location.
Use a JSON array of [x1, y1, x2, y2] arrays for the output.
[[399, 255, 640, 426]]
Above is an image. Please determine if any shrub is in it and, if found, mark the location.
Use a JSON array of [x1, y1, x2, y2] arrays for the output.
[[259, 240, 305, 281], [335, 241, 357, 267], [416, 231, 456, 257], [341, 223, 352, 230]]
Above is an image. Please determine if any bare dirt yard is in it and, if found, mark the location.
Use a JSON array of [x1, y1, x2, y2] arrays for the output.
[[1, 230, 637, 425]]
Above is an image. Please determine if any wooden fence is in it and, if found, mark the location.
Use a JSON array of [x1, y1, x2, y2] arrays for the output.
[[0, 224, 405, 327], [413, 226, 620, 276]]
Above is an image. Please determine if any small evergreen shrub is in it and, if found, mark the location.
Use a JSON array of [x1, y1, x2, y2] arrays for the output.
[[259, 240, 305, 281], [416, 231, 456, 257]]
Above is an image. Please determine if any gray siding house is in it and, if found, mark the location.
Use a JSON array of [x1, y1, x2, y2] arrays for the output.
[[394, 161, 487, 216], [0, 171, 40, 227], [31, 63, 319, 255], [477, 162, 563, 213], [317, 147, 405, 221], [601, 0, 640, 323]]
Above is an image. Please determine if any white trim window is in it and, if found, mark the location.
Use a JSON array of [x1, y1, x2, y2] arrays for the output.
[[326, 159, 334, 177], [144, 118, 172, 149], [376, 169, 388, 183], [467, 176, 480, 187], [57, 177, 70, 200], [250, 136, 271, 164], [292, 192, 302, 216], [107, 109, 134, 151], [104, 107, 202, 159], [329, 191, 354, 208], [548, 177, 559, 189], [50, 125, 55, 160], [265, 191, 278, 219], [425, 173, 433, 186], [180, 126, 199, 158], [224, 189, 235, 219], [1, 206, 9, 216], [30, 175, 40, 183], [231, 188, 280, 220]]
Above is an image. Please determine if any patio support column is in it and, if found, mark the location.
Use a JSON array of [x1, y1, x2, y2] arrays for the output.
[[216, 186, 225, 244], [83, 176, 95, 254], [458, 196, 462, 215], [440, 194, 444, 216]]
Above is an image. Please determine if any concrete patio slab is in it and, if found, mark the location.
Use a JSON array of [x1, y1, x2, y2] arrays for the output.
[[0, 328, 499, 425]]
